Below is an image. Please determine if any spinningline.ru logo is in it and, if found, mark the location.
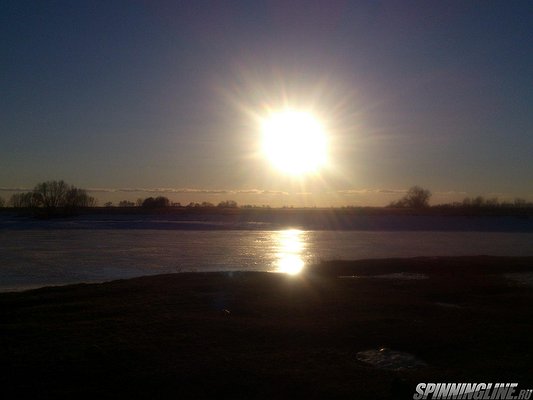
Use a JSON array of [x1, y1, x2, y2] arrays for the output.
[[413, 383, 532, 399]]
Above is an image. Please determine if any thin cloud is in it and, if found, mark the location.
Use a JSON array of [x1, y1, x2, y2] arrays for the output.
[[337, 188, 407, 195], [158, 188, 229, 194], [86, 187, 289, 195], [87, 187, 229, 194], [262, 190, 289, 196], [435, 191, 468, 196], [235, 189, 263, 194], [236, 189, 289, 195], [377, 189, 408, 194], [86, 188, 118, 193], [339, 189, 470, 197]]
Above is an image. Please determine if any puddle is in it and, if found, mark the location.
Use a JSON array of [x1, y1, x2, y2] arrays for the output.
[[356, 347, 427, 370], [505, 273, 533, 288], [339, 272, 428, 280]]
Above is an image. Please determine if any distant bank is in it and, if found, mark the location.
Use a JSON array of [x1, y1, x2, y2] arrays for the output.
[[1, 207, 532, 231]]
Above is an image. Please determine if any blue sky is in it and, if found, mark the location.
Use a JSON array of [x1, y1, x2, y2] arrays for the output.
[[1, 1, 532, 206]]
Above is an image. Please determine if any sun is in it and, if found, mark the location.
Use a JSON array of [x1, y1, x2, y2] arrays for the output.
[[261, 110, 328, 175]]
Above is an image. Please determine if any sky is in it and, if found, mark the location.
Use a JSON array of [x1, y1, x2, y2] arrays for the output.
[[1, 1, 532, 207]]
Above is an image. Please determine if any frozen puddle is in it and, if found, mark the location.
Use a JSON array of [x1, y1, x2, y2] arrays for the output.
[[339, 272, 428, 280], [356, 347, 427, 370], [505, 273, 533, 288]]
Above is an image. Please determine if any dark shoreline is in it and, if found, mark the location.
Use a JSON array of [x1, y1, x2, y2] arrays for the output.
[[3, 205, 533, 220], [1, 256, 532, 399], [2, 210, 533, 232]]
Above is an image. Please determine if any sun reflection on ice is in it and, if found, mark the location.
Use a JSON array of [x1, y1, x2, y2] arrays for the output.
[[275, 229, 305, 275]]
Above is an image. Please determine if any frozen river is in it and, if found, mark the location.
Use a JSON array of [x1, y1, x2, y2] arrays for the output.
[[1, 228, 532, 292]]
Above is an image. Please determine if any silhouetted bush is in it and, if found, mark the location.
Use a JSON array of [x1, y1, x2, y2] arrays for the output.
[[64, 187, 96, 209], [142, 196, 170, 208], [185, 201, 217, 208], [0, 196, 5, 208], [217, 200, 238, 208], [119, 200, 135, 207]]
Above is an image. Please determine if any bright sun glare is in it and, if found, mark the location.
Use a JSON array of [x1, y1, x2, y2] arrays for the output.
[[276, 229, 305, 275], [261, 110, 327, 175]]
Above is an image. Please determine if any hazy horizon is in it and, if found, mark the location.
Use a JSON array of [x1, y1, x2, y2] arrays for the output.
[[1, 183, 531, 208]]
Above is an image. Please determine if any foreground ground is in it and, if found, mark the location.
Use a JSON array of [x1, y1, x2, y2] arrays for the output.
[[1, 256, 532, 399]]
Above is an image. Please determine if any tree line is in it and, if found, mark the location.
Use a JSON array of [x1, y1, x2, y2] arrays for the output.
[[434, 196, 532, 209], [113, 197, 239, 209], [0, 181, 242, 211], [1, 182, 531, 211], [6, 180, 96, 216], [387, 186, 531, 209]]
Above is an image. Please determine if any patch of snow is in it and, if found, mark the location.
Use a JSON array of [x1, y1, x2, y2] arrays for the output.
[[356, 347, 427, 370]]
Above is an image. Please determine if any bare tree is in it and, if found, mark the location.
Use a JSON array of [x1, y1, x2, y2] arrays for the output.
[[389, 186, 431, 208], [10, 180, 95, 216], [405, 186, 431, 208], [32, 180, 95, 211], [514, 198, 527, 208], [10, 192, 40, 208], [64, 187, 94, 208], [33, 180, 70, 209]]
